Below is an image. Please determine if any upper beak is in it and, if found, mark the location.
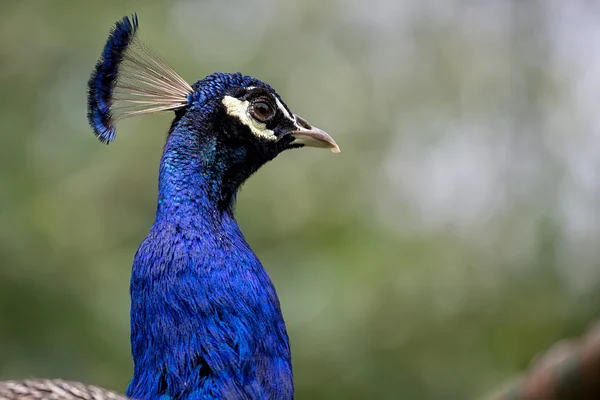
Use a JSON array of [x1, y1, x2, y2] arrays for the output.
[[290, 115, 340, 153]]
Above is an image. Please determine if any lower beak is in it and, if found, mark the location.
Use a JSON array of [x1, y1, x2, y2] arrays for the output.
[[290, 115, 340, 153]]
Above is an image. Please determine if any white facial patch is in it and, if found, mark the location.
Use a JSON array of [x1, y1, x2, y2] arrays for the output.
[[222, 95, 277, 141], [275, 97, 294, 122]]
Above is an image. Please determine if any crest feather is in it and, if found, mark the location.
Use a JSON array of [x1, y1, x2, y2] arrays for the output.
[[87, 14, 192, 144]]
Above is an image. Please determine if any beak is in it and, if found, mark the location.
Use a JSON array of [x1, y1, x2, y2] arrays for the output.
[[290, 115, 340, 153]]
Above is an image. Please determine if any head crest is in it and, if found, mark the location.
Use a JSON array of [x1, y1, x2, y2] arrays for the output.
[[87, 14, 192, 143]]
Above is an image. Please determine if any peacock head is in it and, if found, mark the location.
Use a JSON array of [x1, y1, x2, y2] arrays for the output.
[[87, 14, 339, 165]]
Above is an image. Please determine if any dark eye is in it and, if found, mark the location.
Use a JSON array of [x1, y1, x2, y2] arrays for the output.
[[249, 100, 275, 123]]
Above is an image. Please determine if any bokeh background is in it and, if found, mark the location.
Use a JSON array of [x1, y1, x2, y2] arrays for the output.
[[1, 1, 599, 399]]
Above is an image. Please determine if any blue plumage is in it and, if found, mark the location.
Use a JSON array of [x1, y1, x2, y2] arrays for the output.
[[87, 14, 139, 144], [127, 73, 294, 400], [85, 14, 339, 400]]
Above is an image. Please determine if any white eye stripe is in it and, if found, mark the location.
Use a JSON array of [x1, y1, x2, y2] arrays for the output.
[[222, 95, 277, 141], [275, 97, 294, 122]]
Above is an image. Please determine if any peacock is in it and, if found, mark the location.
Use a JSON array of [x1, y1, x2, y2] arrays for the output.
[[0, 14, 338, 400]]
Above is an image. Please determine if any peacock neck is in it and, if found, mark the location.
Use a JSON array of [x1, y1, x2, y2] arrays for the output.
[[126, 114, 293, 400], [156, 111, 237, 219]]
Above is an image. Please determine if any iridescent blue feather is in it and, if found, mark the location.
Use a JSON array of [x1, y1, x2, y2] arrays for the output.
[[87, 14, 139, 144]]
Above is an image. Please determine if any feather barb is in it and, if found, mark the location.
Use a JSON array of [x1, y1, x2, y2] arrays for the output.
[[87, 14, 192, 144]]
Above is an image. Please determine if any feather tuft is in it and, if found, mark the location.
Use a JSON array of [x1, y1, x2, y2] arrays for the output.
[[87, 14, 192, 144]]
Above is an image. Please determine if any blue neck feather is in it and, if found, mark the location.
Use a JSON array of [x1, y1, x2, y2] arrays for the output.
[[126, 103, 293, 400]]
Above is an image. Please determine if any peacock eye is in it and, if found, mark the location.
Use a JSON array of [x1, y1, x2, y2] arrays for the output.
[[249, 100, 275, 123]]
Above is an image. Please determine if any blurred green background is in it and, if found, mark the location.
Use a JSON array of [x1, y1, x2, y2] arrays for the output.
[[1, 1, 599, 399]]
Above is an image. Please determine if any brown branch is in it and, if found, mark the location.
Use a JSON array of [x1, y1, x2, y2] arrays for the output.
[[483, 320, 600, 400]]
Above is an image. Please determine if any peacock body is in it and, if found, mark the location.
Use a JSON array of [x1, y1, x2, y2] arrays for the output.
[[1, 14, 338, 400]]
